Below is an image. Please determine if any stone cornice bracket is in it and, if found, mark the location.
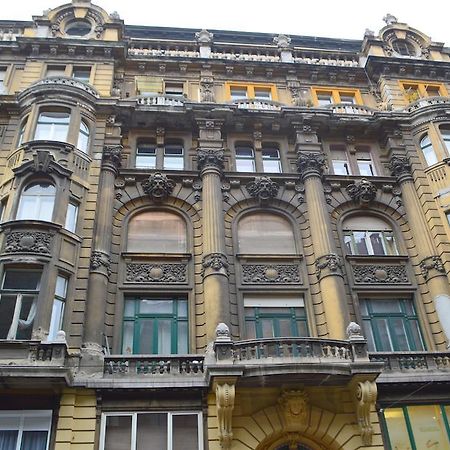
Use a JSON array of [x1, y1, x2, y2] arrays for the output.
[[389, 155, 413, 183], [296, 152, 326, 181], [315, 253, 343, 280], [214, 379, 236, 450], [90, 250, 112, 277], [197, 148, 225, 175], [141, 172, 175, 202], [354, 380, 377, 446], [420, 255, 445, 280], [246, 176, 279, 202], [278, 389, 310, 433], [202, 252, 229, 277], [102, 145, 123, 175], [13, 149, 72, 179], [346, 178, 378, 206]]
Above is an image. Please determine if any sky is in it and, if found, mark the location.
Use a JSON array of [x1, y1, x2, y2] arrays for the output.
[[1, 0, 449, 44]]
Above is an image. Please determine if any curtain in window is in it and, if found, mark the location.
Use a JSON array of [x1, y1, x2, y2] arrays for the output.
[[6, 294, 37, 340], [20, 431, 47, 450], [0, 431, 18, 450]]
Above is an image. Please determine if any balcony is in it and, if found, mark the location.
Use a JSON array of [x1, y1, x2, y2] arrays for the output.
[[232, 99, 282, 111], [425, 160, 450, 195], [326, 103, 375, 115], [136, 94, 185, 107], [404, 96, 450, 113], [370, 351, 450, 383]]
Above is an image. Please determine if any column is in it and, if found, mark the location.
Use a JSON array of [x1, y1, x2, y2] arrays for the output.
[[389, 154, 450, 343], [82, 145, 122, 355], [197, 119, 231, 342], [296, 126, 350, 339]]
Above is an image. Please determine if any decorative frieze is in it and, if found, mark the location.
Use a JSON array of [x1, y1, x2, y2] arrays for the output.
[[389, 155, 412, 181], [246, 176, 279, 202], [197, 148, 224, 172], [242, 264, 301, 284], [420, 255, 445, 279], [346, 178, 377, 206], [315, 253, 343, 279], [126, 263, 187, 283], [352, 264, 409, 284], [141, 172, 175, 201], [202, 252, 229, 275], [4, 231, 52, 255], [90, 251, 112, 276], [296, 152, 326, 179]]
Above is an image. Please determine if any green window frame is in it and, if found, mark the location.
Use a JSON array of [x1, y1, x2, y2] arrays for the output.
[[382, 404, 450, 450], [244, 298, 308, 339], [122, 296, 188, 355], [360, 298, 425, 352]]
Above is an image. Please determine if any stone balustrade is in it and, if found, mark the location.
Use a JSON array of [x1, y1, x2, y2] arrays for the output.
[[137, 95, 185, 107], [32, 76, 99, 97], [234, 99, 282, 111], [327, 103, 375, 115], [404, 96, 450, 113]]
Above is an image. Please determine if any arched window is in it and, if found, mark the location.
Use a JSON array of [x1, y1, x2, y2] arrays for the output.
[[77, 119, 90, 152], [392, 40, 417, 56], [420, 134, 438, 166], [237, 212, 296, 254], [343, 215, 398, 256], [439, 127, 450, 154], [127, 211, 187, 253], [34, 109, 70, 142], [16, 182, 56, 221]]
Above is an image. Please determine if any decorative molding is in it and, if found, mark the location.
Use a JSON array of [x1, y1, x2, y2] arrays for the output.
[[354, 380, 377, 446], [242, 264, 301, 284], [197, 148, 224, 172], [202, 253, 229, 276], [102, 145, 123, 172], [32, 76, 99, 98], [315, 253, 343, 279], [215, 323, 231, 341], [352, 264, 409, 284], [296, 152, 326, 179], [200, 76, 215, 102], [195, 29, 213, 44], [420, 255, 445, 280], [215, 381, 235, 450], [13, 149, 72, 179], [90, 251, 112, 276], [346, 322, 363, 339], [346, 178, 377, 206], [246, 176, 279, 202], [273, 34, 292, 49], [278, 389, 310, 432], [4, 231, 52, 255], [141, 172, 175, 201], [389, 155, 412, 181], [125, 263, 187, 283]]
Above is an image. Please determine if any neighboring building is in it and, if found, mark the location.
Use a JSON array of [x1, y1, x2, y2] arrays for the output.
[[1, 2, 450, 449]]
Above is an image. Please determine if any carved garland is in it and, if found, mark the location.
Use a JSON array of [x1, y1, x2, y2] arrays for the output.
[[126, 263, 187, 283], [352, 264, 409, 284], [242, 264, 301, 284], [202, 253, 229, 275], [4, 231, 52, 255]]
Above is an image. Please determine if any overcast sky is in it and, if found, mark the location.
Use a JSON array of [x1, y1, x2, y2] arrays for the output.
[[2, 0, 449, 44]]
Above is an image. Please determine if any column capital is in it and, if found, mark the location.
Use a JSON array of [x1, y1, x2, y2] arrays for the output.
[[315, 253, 344, 280], [389, 155, 413, 182], [102, 145, 123, 174], [202, 252, 229, 277], [90, 250, 112, 277], [297, 151, 326, 180], [420, 255, 446, 280], [197, 148, 225, 174]]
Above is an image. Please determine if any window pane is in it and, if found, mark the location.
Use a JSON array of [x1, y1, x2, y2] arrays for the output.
[[17, 183, 56, 222], [0, 430, 18, 449], [77, 121, 89, 152], [157, 319, 172, 354], [362, 320, 376, 351], [0, 295, 17, 339], [230, 87, 247, 100], [140, 299, 173, 314], [408, 405, 450, 450], [370, 299, 402, 314], [138, 319, 154, 354], [35, 111, 70, 142], [172, 415, 198, 450], [137, 414, 167, 450], [409, 320, 425, 351], [238, 213, 295, 254], [317, 94, 332, 105], [384, 408, 412, 450], [136, 145, 156, 169], [48, 299, 65, 340], [177, 321, 188, 354], [262, 149, 281, 173], [254, 88, 271, 100], [353, 232, 369, 255], [65, 202, 78, 233], [236, 159, 255, 172], [20, 431, 47, 450], [104, 416, 132, 450], [163, 157, 184, 170], [373, 318, 393, 351], [339, 94, 355, 104], [127, 211, 187, 253], [421, 135, 438, 166], [357, 160, 375, 176], [261, 319, 275, 338], [3, 271, 41, 290], [72, 68, 91, 82], [332, 160, 350, 175], [122, 321, 134, 355], [391, 318, 409, 350], [369, 232, 385, 255]]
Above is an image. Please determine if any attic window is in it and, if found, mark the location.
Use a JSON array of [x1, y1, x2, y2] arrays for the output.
[[65, 19, 92, 37], [392, 39, 417, 57]]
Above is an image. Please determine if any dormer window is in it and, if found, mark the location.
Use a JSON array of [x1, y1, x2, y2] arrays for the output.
[[392, 39, 418, 57], [64, 19, 92, 37]]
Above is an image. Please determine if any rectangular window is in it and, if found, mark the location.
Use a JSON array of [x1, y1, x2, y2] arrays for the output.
[[235, 146, 255, 172], [64, 202, 79, 233], [226, 83, 278, 101], [244, 296, 308, 339], [230, 86, 248, 100], [357, 155, 376, 176], [101, 412, 203, 450], [72, 67, 91, 83], [0, 410, 52, 450], [262, 146, 282, 173], [122, 296, 188, 355], [0, 68, 7, 94], [360, 298, 425, 352], [332, 159, 350, 175], [163, 145, 184, 170], [317, 92, 333, 106], [48, 275, 68, 340], [312, 88, 363, 106], [164, 82, 184, 97], [254, 87, 272, 100], [46, 65, 66, 77], [401, 81, 448, 102], [136, 144, 157, 169], [0, 270, 41, 340], [383, 405, 450, 450], [344, 230, 398, 256]]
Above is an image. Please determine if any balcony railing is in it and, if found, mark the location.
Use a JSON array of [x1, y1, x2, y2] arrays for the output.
[[233, 99, 282, 111], [31, 76, 99, 98], [326, 103, 375, 115], [369, 351, 450, 371], [404, 96, 450, 113], [136, 95, 185, 107], [425, 161, 450, 194]]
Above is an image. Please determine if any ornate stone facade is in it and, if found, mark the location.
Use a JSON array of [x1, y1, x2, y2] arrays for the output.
[[4, 231, 52, 254], [197, 148, 224, 172], [296, 152, 326, 179], [241, 264, 301, 284], [125, 263, 187, 283], [140, 172, 176, 201], [246, 176, 279, 202], [352, 264, 409, 284], [346, 178, 377, 206], [315, 253, 343, 279]]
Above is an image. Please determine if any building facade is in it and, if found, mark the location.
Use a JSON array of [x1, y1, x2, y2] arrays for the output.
[[0, 1, 450, 449]]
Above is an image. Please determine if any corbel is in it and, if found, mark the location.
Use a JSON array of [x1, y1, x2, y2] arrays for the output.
[[351, 379, 377, 446], [213, 377, 237, 450]]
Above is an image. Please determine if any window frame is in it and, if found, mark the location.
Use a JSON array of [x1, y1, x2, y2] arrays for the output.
[[48, 274, 68, 340], [327, 143, 378, 176], [311, 87, 364, 106], [16, 180, 57, 222], [225, 82, 278, 102], [44, 64, 92, 84], [100, 411, 204, 450], [134, 139, 185, 171], [400, 80, 448, 102]]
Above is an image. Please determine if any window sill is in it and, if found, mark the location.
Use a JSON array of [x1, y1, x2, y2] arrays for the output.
[[122, 252, 191, 262], [237, 253, 302, 262], [346, 254, 409, 263]]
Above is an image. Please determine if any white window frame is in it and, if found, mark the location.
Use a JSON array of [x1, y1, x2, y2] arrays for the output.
[[99, 411, 203, 450], [0, 410, 52, 450], [48, 275, 68, 340]]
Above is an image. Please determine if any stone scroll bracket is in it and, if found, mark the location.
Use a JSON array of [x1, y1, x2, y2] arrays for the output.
[[350, 379, 378, 446], [213, 377, 237, 450]]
